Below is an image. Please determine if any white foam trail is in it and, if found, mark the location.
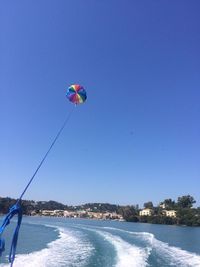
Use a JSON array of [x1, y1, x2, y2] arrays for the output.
[[103, 226, 154, 242], [128, 231, 200, 267], [97, 231, 149, 267], [152, 238, 200, 267], [0, 227, 93, 267], [73, 224, 150, 266], [102, 227, 200, 266]]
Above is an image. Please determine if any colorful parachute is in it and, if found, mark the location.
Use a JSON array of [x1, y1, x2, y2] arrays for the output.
[[66, 84, 87, 104]]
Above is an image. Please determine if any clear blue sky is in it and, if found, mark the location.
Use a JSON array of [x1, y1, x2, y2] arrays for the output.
[[0, 1, 199, 207]]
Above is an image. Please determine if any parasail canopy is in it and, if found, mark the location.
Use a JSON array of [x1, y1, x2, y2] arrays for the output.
[[66, 84, 87, 104]]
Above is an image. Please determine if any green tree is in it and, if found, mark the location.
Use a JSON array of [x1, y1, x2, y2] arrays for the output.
[[177, 195, 196, 209], [176, 208, 200, 226], [144, 201, 153, 209], [118, 205, 139, 222], [163, 199, 175, 209]]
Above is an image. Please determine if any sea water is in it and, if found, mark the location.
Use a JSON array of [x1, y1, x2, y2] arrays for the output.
[[0, 216, 200, 267]]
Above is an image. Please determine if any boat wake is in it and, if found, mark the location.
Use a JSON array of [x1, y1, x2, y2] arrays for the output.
[[97, 230, 150, 267], [103, 227, 200, 267], [1, 223, 200, 267], [0, 227, 93, 267]]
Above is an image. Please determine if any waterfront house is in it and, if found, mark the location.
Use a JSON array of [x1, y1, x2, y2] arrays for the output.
[[139, 208, 154, 216], [163, 210, 177, 217]]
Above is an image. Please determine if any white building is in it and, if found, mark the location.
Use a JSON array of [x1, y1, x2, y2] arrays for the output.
[[139, 208, 154, 216], [40, 210, 55, 216], [163, 210, 177, 217], [40, 209, 64, 216], [159, 203, 166, 209]]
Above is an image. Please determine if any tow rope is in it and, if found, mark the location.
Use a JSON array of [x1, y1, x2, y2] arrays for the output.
[[0, 108, 74, 266]]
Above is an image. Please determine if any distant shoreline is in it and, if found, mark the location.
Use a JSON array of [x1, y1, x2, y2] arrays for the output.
[[0, 195, 200, 227]]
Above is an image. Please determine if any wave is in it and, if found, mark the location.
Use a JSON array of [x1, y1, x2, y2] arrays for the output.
[[97, 230, 150, 267], [103, 227, 200, 267], [1, 222, 200, 267], [0, 227, 93, 267], [151, 237, 200, 267], [73, 225, 150, 267]]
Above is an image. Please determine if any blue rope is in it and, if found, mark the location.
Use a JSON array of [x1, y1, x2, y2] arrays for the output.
[[0, 108, 74, 266], [18, 108, 74, 202], [0, 203, 22, 266]]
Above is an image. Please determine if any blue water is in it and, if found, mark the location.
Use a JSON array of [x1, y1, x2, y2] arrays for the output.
[[0, 216, 200, 266]]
